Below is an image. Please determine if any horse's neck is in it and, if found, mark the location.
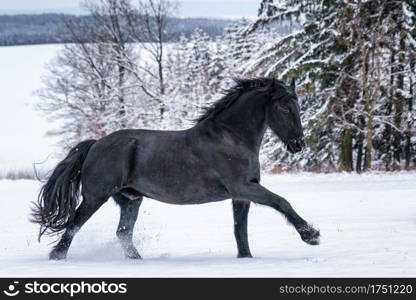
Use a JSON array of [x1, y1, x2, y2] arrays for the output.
[[216, 91, 268, 153]]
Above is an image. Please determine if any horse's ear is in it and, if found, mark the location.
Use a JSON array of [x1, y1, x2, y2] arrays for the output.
[[290, 77, 296, 91], [268, 78, 277, 93], [259, 78, 278, 94]]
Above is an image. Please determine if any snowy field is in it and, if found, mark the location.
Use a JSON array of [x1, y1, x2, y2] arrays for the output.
[[0, 45, 415, 277], [0, 172, 415, 277]]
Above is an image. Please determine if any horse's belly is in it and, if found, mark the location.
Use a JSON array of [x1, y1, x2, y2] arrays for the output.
[[153, 192, 229, 205], [135, 176, 230, 204]]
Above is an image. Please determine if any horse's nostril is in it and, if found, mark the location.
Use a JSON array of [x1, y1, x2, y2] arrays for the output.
[[286, 139, 303, 153]]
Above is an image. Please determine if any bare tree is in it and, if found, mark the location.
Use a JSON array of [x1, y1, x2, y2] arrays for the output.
[[36, 0, 160, 148], [123, 0, 178, 119]]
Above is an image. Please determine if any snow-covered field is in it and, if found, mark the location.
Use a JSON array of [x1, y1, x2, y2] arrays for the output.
[[0, 45, 415, 277], [0, 172, 415, 277]]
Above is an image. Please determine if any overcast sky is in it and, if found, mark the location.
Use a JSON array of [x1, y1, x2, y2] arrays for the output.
[[0, 0, 259, 18]]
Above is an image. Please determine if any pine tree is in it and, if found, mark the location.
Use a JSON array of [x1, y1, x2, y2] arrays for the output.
[[165, 28, 228, 128], [248, 0, 341, 171], [248, 0, 416, 172]]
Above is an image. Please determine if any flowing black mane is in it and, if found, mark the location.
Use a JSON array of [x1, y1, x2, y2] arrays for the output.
[[196, 77, 285, 123]]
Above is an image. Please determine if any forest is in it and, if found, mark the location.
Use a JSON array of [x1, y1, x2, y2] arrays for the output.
[[36, 0, 416, 173], [0, 13, 230, 46]]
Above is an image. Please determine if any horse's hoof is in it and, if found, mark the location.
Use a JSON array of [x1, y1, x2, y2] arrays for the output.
[[298, 225, 320, 245], [126, 253, 142, 259], [49, 249, 67, 260], [125, 247, 142, 259], [237, 252, 253, 258]]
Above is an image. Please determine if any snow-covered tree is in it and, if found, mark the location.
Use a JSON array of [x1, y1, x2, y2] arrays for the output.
[[247, 0, 416, 172], [36, 0, 160, 148], [164, 28, 229, 128]]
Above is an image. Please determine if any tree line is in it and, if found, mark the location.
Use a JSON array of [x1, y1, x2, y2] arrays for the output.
[[37, 0, 416, 172], [0, 12, 230, 46]]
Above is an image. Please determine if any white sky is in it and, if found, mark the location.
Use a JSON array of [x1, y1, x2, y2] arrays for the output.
[[0, 0, 260, 18], [0, 0, 83, 10]]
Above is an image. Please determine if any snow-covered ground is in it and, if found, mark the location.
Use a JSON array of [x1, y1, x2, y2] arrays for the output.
[[0, 172, 415, 277]]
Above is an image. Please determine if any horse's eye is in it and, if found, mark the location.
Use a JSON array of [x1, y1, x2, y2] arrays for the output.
[[279, 106, 290, 113]]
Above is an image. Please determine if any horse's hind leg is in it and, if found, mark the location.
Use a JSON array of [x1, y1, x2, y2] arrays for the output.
[[113, 193, 142, 259], [49, 193, 108, 260], [232, 200, 252, 258]]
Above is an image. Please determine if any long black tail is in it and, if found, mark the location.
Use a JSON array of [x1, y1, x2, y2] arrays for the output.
[[31, 139, 96, 240]]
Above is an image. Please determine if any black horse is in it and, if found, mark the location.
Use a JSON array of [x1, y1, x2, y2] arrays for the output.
[[32, 77, 320, 260]]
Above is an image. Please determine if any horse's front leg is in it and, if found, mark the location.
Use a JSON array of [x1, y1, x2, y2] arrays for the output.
[[232, 183, 320, 245]]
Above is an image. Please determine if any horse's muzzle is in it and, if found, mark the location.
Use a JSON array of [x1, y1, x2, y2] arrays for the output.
[[286, 138, 305, 154]]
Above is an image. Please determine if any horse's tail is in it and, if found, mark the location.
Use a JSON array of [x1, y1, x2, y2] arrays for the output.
[[31, 139, 96, 240]]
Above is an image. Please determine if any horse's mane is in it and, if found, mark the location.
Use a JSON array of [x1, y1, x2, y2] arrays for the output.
[[196, 77, 284, 123]]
